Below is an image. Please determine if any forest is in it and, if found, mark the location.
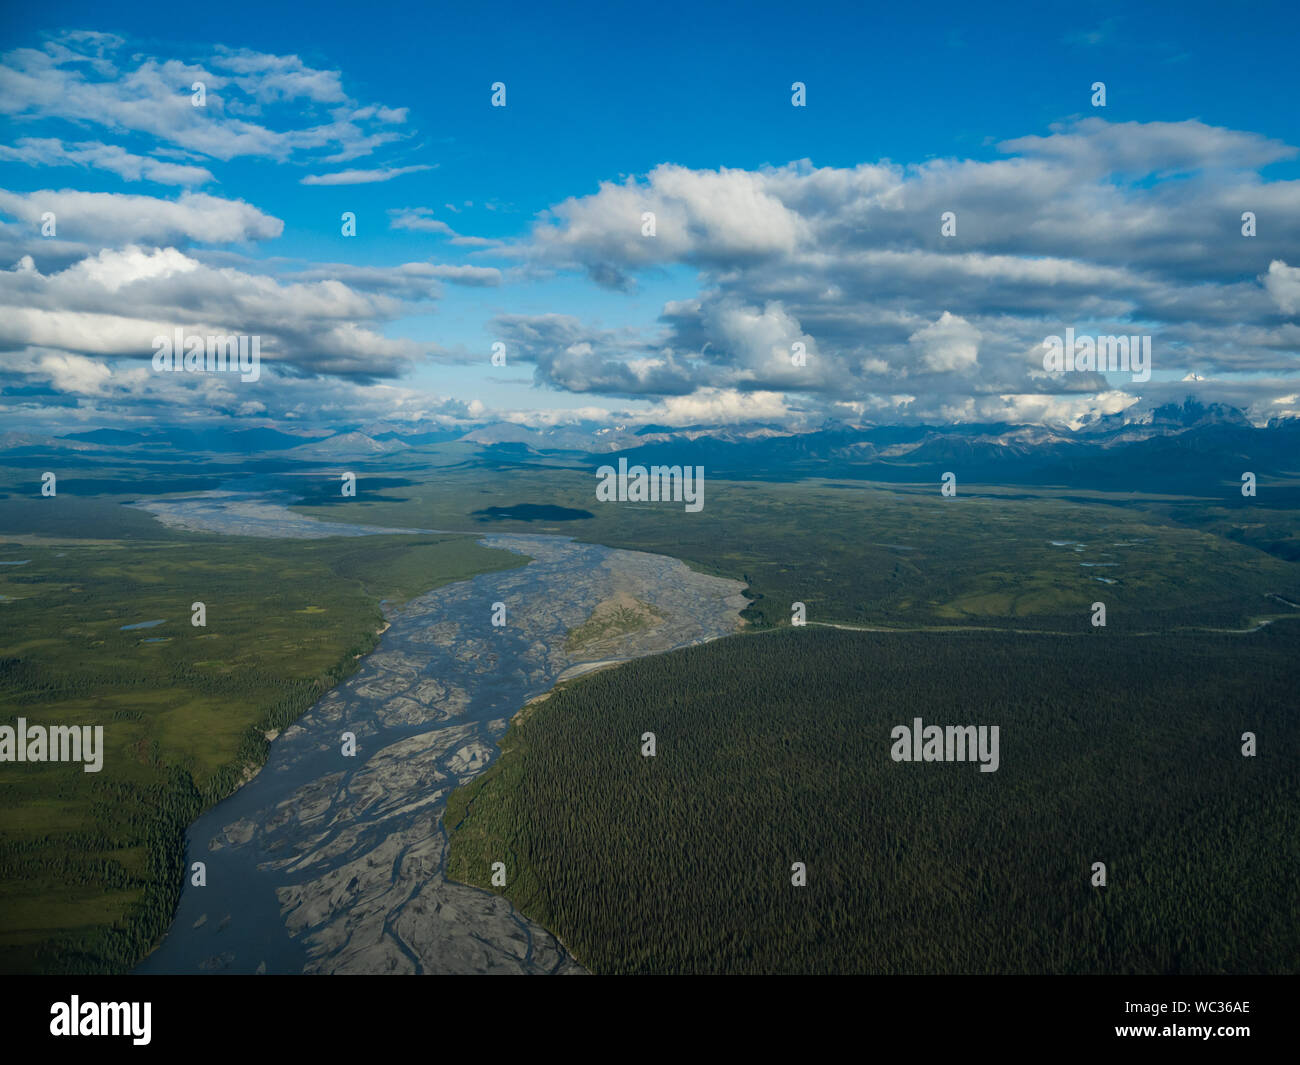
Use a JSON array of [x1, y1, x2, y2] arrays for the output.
[[446, 622, 1300, 974]]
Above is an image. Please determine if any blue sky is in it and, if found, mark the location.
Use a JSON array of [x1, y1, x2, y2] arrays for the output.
[[1, 1, 1298, 432]]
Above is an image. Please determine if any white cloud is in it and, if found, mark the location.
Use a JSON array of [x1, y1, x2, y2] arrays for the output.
[[388, 206, 454, 234], [504, 118, 1300, 423], [642, 388, 795, 425], [35, 351, 114, 394], [908, 312, 981, 373], [1264, 260, 1300, 315], [529, 163, 807, 284], [0, 32, 412, 165], [0, 188, 282, 244], [301, 164, 435, 185], [0, 245, 426, 379], [0, 138, 214, 185], [1000, 118, 1295, 176]]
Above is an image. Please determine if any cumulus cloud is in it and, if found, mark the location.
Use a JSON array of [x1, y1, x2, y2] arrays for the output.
[[8, 97, 1300, 430], [528, 163, 808, 287], [506, 118, 1300, 424], [1264, 260, 1300, 315], [490, 313, 699, 396], [0, 245, 427, 380], [908, 312, 980, 373], [0, 188, 282, 244], [638, 388, 797, 426], [999, 118, 1295, 177], [0, 343, 481, 430], [34, 351, 114, 394], [0, 31, 411, 164]]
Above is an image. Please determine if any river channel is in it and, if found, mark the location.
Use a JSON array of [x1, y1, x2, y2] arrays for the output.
[[133, 491, 747, 974]]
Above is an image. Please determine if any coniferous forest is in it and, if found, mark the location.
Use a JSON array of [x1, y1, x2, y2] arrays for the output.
[[446, 623, 1300, 974]]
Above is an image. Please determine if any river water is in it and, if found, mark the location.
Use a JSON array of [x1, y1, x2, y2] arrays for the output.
[[133, 492, 747, 975]]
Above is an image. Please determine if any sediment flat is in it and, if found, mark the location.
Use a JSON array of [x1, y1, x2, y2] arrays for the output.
[[136, 493, 746, 975]]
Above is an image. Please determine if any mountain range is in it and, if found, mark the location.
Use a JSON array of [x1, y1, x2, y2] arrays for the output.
[[2, 398, 1294, 497]]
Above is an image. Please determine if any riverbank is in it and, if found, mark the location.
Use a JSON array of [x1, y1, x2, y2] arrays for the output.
[[134, 493, 746, 974]]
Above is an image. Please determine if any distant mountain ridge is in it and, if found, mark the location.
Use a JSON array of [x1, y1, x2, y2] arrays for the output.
[[18, 398, 1298, 495]]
